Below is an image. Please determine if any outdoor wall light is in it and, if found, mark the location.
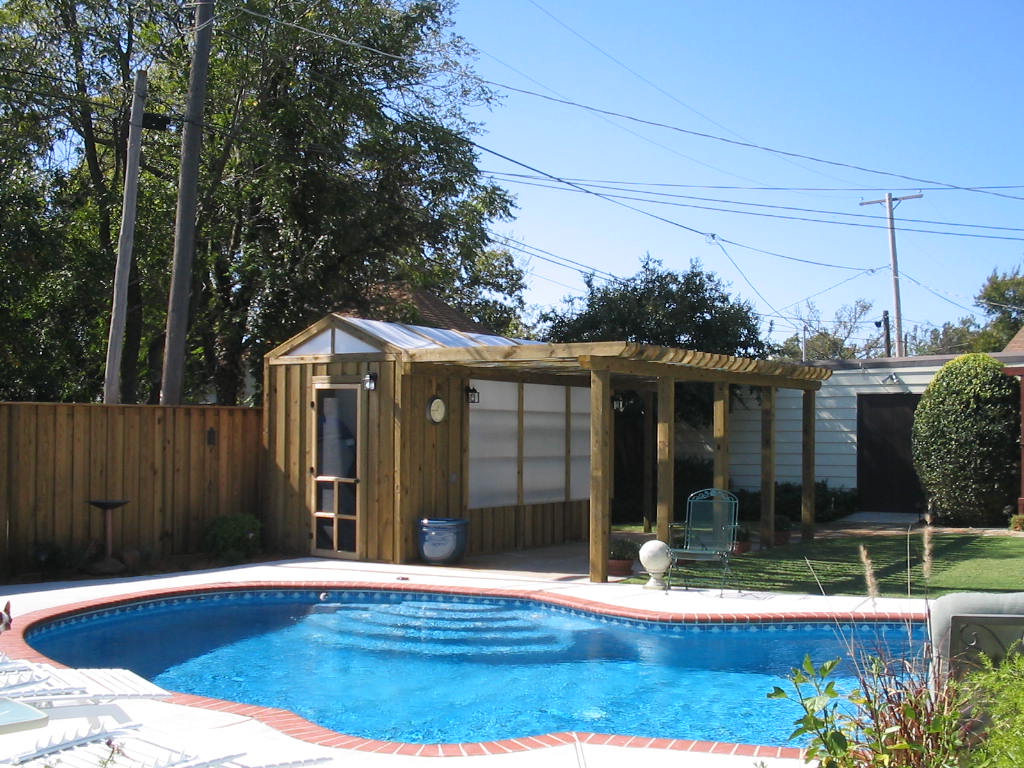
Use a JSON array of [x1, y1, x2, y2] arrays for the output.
[[465, 385, 480, 404], [611, 393, 626, 413], [362, 372, 378, 391]]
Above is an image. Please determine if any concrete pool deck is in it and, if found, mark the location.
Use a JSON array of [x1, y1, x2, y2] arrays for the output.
[[0, 554, 927, 768]]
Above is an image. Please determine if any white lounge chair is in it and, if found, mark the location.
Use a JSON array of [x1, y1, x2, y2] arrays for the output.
[[5, 721, 331, 768], [0, 662, 168, 706]]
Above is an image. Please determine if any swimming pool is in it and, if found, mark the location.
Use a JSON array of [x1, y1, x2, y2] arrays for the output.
[[26, 588, 923, 747]]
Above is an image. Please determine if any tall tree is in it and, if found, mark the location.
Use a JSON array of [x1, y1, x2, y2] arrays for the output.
[[775, 300, 883, 361], [971, 267, 1024, 352], [541, 255, 768, 356], [0, 0, 526, 404], [906, 318, 980, 356]]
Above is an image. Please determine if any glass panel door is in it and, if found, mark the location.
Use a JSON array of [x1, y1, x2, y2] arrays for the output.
[[313, 386, 359, 556]]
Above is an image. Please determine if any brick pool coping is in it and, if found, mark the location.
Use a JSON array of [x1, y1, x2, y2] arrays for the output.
[[0, 580, 927, 760]]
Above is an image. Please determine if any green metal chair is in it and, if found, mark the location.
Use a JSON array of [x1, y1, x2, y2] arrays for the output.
[[668, 488, 739, 592]]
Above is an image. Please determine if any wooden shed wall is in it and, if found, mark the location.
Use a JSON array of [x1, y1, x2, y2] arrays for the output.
[[463, 501, 588, 554], [0, 403, 261, 573], [263, 358, 398, 562], [397, 371, 467, 561]]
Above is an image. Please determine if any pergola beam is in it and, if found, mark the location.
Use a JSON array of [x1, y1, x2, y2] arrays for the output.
[[579, 355, 824, 391]]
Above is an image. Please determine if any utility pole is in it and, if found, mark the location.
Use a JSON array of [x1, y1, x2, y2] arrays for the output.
[[860, 192, 922, 358], [161, 0, 214, 405], [880, 309, 892, 357], [104, 69, 147, 404]]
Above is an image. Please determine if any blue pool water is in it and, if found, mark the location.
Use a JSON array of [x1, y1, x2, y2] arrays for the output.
[[27, 590, 923, 745]]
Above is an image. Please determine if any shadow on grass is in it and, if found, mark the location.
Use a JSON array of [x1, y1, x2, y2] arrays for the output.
[[660, 534, 1024, 598]]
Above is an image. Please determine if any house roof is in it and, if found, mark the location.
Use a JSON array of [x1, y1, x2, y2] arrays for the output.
[[268, 314, 831, 390], [334, 284, 493, 335], [1003, 326, 1024, 354]]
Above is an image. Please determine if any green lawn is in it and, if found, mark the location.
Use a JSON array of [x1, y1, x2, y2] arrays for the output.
[[649, 534, 1024, 597]]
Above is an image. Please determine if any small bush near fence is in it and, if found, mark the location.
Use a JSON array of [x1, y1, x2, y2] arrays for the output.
[[203, 513, 263, 562]]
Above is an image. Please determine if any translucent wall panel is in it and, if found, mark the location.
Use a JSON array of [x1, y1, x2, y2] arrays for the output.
[[523, 384, 566, 503], [468, 380, 519, 508], [468, 381, 591, 508], [569, 386, 592, 500], [285, 328, 381, 356]]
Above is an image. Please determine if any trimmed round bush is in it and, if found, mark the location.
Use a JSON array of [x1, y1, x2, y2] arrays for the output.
[[912, 353, 1020, 526]]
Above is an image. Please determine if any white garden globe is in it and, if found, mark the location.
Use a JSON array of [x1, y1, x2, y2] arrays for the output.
[[639, 539, 672, 589]]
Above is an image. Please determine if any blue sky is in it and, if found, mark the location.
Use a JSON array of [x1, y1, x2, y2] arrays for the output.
[[452, 1, 1024, 349]]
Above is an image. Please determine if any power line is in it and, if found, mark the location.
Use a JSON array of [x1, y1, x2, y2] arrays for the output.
[[484, 171, 1024, 194], [231, 9, 1024, 207], [490, 172, 1024, 233], [486, 80, 1024, 202], [490, 173, 1024, 242]]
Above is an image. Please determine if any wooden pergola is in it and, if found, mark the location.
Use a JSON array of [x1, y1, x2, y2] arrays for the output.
[[405, 341, 832, 582]]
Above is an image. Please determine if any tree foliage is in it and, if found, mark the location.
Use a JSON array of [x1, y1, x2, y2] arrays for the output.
[[971, 267, 1024, 352], [911, 353, 1020, 526], [0, 0, 526, 404], [906, 318, 981, 356], [540, 255, 768, 356], [775, 300, 883, 361]]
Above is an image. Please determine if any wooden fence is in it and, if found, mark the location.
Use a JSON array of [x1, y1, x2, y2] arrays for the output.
[[0, 403, 262, 575]]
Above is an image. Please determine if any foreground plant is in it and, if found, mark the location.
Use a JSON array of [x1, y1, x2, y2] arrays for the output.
[[770, 651, 974, 767], [963, 651, 1024, 767]]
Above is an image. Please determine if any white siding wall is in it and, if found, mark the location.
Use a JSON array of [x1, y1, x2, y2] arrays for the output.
[[728, 362, 943, 491]]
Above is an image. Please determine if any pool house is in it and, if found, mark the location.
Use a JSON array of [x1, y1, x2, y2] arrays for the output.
[[263, 314, 831, 582]]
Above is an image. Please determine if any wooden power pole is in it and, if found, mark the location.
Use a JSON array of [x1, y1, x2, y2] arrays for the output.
[[860, 192, 922, 358], [104, 69, 147, 404], [161, 0, 214, 404]]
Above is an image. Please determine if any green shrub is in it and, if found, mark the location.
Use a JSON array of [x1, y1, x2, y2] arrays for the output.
[[965, 651, 1024, 767], [734, 481, 857, 524], [608, 536, 640, 560], [203, 513, 262, 561], [912, 354, 1020, 526], [1010, 514, 1024, 532]]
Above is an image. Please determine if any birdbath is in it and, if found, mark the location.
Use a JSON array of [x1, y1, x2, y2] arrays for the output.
[[87, 499, 129, 574]]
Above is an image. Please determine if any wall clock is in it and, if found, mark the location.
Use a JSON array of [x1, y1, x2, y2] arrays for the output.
[[427, 396, 447, 424]]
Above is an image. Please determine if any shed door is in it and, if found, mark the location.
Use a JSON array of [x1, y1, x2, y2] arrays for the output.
[[857, 393, 926, 514], [312, 386, 361, 557]]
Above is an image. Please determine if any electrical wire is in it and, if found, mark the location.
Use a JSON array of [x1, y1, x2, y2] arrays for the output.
[[490, 173, 1024, 241], [489, 172, 1024, 233], [484, 171, 1024, 194], [485, 80, 1024, 202]]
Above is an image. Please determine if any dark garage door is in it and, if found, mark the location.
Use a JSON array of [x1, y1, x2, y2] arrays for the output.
[[857, 393, 926, 513]]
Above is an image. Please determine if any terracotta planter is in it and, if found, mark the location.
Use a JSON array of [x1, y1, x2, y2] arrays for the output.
[[732, 541, 751, 554], [607, 559, 635, 576], [774, 530, 792, 546]]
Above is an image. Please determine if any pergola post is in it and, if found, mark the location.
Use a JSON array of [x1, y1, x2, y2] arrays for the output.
[[589, 368, 613, 582], [642, 390, 655, 533], [801, 389, 816, 541], [656, 377, 675, 543], [759, 386, 776, 548], [713, 382, 730, 489]]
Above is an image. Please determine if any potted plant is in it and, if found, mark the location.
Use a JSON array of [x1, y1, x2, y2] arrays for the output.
[[774, 516, 793, 546], [608, 536, 640, 576], [732, 525, 751, 554]]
